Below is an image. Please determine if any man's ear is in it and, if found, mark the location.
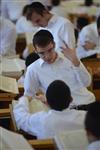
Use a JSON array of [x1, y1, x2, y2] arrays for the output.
[[42, 10, 48, 16], [70, 96, 73, 103], [53, 41, 55, 49]]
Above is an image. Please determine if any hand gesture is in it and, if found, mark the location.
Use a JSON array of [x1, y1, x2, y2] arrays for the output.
[[60, 41, 80, 66]]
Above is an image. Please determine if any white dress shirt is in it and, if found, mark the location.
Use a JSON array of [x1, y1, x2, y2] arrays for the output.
[[16, 16, 38, 33], [13, 96, 86, 139], [39, 15, 75, 51], [0, 17, 16, 56], [24, 52, 95, 105], [76, 23, 100, 59], [1, 0, 28, 21], [86, 141, 100, 150]]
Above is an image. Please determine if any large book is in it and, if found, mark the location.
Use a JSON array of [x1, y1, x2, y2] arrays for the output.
[[29, 99, 49, 113], [0, 127, 33, 150], [0, 75, 19, 94], [0, 57, 25, 78], [54, 129, 88, 150], [13, 98, 49, 113]]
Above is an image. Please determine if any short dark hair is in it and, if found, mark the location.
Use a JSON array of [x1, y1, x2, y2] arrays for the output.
[[46, 80, 72, 111], [51, 0, 60, 6], [26, 2, 47, 20], [85, 0, 93, 6], [85, 101, 100, 139], [77, 17, 89, 30], [22, 4, 30, 16], [97, 15, 100, 29], [33, 30, 54, 48], [25, 52, 40, 67]]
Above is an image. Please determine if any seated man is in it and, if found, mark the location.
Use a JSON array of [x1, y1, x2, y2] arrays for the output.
[[0, 17, 17, 56], [76, 15, 100, 59], [85, 101, 100, 150], [24, 29, 95, 106], [14, 80, 86, 139]]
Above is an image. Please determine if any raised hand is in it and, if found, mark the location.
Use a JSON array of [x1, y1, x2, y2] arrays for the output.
[[60, 41, 80, 66]]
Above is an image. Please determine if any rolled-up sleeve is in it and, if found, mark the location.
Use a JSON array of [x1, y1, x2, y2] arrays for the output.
[[72, 61, 92, 87], [13, 96, 44, 136]]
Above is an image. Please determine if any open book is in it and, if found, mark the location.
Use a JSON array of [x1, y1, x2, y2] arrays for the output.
[[0, 57, 25, 78], [0, 127, 33, 150], [29, 99, 49, 113], [0, 75, 19, 94], [55, 129, 88, 150], [13, 98, 49, 113]]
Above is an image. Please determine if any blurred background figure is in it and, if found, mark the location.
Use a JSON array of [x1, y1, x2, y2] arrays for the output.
[[50, 0, 68, 18], [16, 4, 38, 33], [85, 101, 100, 150], [1, 0, 28, 23], [0, 17, 17, 56], [76, 15, 100, 59]]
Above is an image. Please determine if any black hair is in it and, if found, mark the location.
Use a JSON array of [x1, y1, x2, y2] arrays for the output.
[[33, 30, 54, 48], [46, 80, 72, 111], [85, 101, 100, 139], [77, 17, 89, 31], [51, 0, 60, 6], [26, 2, 47, 20], [97, 15, 100, 29], [84, 0, 93, 6], [25, 52, 40, 67], [22, 4, 30, 16]]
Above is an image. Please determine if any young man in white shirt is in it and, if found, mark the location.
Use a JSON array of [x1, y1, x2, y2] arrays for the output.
[[0, 17, 17, 56], [16, 4, 38, 34], [76, 15, 100, 59], [1, 0, 28, 23], [24, 29, 95, 106], [85, 101, 100, 150], [14, 80, 86, 139], [26, 2, 75, 51]]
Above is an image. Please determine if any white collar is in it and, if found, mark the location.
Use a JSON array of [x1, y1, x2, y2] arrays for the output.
[[47, 15, 58, 27], [39, 52, 65, 67]]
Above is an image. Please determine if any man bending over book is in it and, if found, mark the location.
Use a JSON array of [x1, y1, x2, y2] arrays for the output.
[[14, 80, 86, 139]]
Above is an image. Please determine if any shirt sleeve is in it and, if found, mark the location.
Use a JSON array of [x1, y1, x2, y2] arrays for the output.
[[13, 96, 44, 137], [1, 24, 16, 56], [1, 1, 9, 19], [72, 61, 92, 87], [59, 20, 76, 49]]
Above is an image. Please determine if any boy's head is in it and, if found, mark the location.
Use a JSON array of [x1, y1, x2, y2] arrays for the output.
[[33, 30, 57, 64], [26, 2, 50, 27], [51, 0, 60, 6], [85, 101, 100, 142], [22, 4, 30, 16], [46, 80, 72, 111], [25, 52, 40, 68]]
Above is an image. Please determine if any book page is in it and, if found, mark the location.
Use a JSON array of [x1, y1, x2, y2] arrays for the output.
[[0, 58, 25, 72], [55, 129, 88, 150], [0, 127, 33, 150], [12, 99, 49, 113], [29, 99, 49, 113], [0, 75, 19, 94]]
